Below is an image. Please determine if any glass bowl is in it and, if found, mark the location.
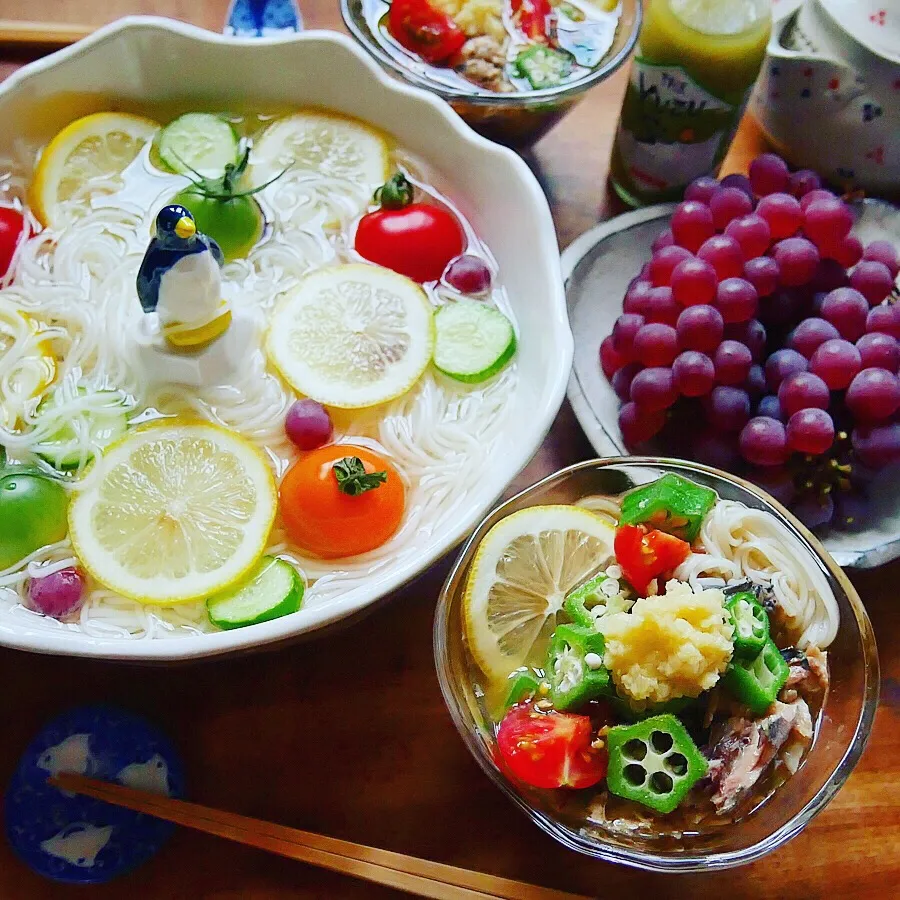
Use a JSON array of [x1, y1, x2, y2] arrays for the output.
[[433, 457, 879, 872], [340, 0, 641, 147]]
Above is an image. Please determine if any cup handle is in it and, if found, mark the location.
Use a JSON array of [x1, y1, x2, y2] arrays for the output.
[[223, 0, 303, 36]]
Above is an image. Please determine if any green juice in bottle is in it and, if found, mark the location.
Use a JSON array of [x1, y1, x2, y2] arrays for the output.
[[611, 0, 771, 206]]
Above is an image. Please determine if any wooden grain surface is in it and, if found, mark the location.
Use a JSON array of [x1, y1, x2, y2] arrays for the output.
[[0, 2, 897, 898]]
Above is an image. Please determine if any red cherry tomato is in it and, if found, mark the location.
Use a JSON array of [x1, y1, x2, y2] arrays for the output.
[[388, 0, 467, 65], [496, 705, 607, 790], [355, 203, 464, 284], [511, 0, 552, 40], [614, 524, 691, 596], [0, 206, 24, 277]]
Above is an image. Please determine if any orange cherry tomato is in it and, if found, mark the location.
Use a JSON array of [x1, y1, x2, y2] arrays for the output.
[[279, 444, 405, 559]]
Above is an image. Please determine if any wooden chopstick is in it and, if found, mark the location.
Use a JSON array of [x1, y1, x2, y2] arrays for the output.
[[0, 20, 93, 51], [51, 773, 591, 900]]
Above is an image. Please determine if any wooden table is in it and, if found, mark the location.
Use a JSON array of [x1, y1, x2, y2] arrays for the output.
[[0, 2, 897, 897]]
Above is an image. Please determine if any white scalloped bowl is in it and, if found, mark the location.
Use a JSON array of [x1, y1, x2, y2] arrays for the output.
[[0, 18, 571, 661]]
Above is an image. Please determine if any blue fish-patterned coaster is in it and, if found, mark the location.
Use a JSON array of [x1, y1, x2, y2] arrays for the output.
[[4, 705, 184, 884]]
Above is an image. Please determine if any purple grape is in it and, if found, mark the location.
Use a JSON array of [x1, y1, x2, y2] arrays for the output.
[[749, 153, 790, 196], [645, 286, 681, 326], [715, 277, 758, 323], [792, 493, 834, 529], [671, 257, 717, 307], [789, 317, 840, 358], [757, 192, 803, 241], [707, 385, 751, 432], [726, 318, 767, 361], [773, 237, 820, 287], [845, 368, 900, 421], [27, 568, 85, 619], [765, 348, 808, 391], [745, 363, 766, 400], [829, 235, 864, 268], [623, 279, 654, 316], [725, 214, 771, 260], [692, 429, 742, 470], [788, 169, 822, 198], [630, 366, 677, 411], [803, 196, 853, 248], [672, 351, 715, 397], [285, 399, 333, 450], [786, 408, 835, 455], [800, 189, 836, 212], [744, 256, 780, 297], [676, 304, 724, 353], [863, 239, 900, 279], [751, 466, 796, 505], [684, 176, 719, 205], [820, 287, 869, 340], [809, 338, 862, 389], [852, 422, 900, 468], [600, 336, 625, 378], [649, 245, 693, 287], [778, 371, 830, 416], [714, 340, 753, 385], [757, 394, 785, 421], [672, 201, 715, 253], [652, 229, 675, 253], [811, 258, 850, 293], [857, 332, 900, 372], [633, 323, 678, 367], [710, 187, 753, 231], [619, 401, 666, 447], [612, 313, 645, 359], [443, 255, 492, 294], [739, 416, 789, 466], [850, 261, 894, 306], [866, 304, 900, 340], [719, 173, 754, 198], [698, 234, 744, 280], [612, 362, 642, 401]]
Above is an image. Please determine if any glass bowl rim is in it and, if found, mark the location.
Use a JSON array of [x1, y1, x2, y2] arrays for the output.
[[340, 0, 642, 107], [433, 455, 880, 872]]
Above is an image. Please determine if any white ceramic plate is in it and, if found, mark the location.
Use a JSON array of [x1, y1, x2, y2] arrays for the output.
[[563, 199, 900, 569], [0, 18, 572, 659]]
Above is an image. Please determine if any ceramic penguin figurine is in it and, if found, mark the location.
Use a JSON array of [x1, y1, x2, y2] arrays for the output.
[[136, 205, 231, 348]]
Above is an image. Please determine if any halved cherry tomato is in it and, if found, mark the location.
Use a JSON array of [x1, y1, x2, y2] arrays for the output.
[[279, 444, 405, 558], [511, 0, 552, 40], [0, 206, 24, 278], [496, 705, 607, 790], [388, 0, 467, 65], [355, 174, 464, 284], [614, 524, 691, 596]]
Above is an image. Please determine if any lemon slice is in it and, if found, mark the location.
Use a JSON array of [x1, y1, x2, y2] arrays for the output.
[[464, 506, 617, 680], [69, 421, 277, 605], [267, 264, 434, 408], [250, 111, 390, 186], [0, 299, 56, 429], [31, 112, 160, 229]]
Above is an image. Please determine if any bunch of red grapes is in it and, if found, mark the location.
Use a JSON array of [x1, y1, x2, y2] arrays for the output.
[[601, 154, 900, 531]]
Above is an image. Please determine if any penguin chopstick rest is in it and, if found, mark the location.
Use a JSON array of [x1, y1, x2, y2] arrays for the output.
[[130, 205, 256, 386]]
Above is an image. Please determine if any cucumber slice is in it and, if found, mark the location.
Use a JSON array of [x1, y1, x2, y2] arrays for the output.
[[158, 113, 239, 177], [206, 556, 303, 630], [34, 388, 128, 470], [433, 301, 516, 383]]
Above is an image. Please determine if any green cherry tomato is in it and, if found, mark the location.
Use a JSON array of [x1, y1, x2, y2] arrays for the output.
[[171, 187, 263, 261], [0, 473, 69, 570]]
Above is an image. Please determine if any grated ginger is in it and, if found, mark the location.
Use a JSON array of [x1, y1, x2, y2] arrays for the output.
[[597, 580, 733, 710], [432, 0, 507, 42]]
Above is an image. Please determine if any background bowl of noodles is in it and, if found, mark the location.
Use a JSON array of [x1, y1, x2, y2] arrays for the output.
[[435, 458, 878, 870], [0, 18, 571, 660]]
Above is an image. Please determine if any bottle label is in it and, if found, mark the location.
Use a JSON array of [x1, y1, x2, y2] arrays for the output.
[[615, 56, 744, 197]]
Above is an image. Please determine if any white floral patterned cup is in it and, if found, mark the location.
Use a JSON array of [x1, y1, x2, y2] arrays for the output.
[[751, 0, 899, 197]]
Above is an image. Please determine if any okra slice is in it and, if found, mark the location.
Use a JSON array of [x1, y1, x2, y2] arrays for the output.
[[606, 714, 708, 814], [619, 473, 717, 542], [722, 639, 790, 715], [546, 624, 609, 711], [725, 591, 770, 659]]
